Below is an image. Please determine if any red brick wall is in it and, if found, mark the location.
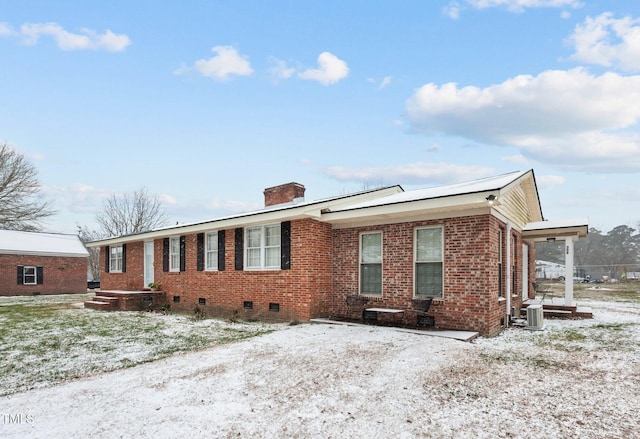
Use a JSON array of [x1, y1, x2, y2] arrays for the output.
[[98, 214, 531, 335], [100, 241, 145, 291], [332, 215, 523, 336], [99, 218, 333, 321], [0, 254, 88, 296]]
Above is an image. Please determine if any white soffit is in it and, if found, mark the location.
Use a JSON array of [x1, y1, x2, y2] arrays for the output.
[[522, 218, 589, 241]]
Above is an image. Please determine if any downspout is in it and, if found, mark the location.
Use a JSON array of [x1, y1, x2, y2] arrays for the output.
[[505, 222, 512, 325]]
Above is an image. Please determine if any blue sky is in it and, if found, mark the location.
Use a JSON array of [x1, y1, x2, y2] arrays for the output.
[[2, 0, 639, 235]]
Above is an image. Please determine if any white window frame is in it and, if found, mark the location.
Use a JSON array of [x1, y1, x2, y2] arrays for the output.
[[245, 224, 281, 270], [23, 266, 37, 285], [169, 236, 180, 272], [110, 245, 123, 273], [359, 231, 383, 296], [205, 231, 218, 271], [414, 226, 444, 298]]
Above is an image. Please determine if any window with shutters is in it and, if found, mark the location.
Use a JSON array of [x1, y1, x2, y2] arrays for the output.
[[360, 231, 382, 295], [110, 245, 124, 273], [245, 224, 281, 270], [414, 227, 443, 298], [23, 266, 37, 285], [169, 237, 180, 272], [205, 231, 218, 271]]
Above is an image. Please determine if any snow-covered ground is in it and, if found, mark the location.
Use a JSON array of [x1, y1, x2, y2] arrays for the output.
[[1, 299, 639, 438]]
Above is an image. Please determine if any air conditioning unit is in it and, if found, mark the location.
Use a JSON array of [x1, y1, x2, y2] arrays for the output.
[[526, 305, 544, 330]]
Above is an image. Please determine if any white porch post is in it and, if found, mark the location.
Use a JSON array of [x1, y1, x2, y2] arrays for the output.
[[564, 236, 574, 306]]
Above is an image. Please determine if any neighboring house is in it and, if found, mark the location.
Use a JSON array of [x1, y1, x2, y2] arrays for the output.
[[86, 170, 588, 336], [0, 230, 89, 296]]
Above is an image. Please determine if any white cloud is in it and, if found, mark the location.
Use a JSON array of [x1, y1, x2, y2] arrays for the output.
[[465, 0, 582, 12], [0, 22, 15, 36], [567, 13, 640, 72], [537, 174, 565, 189], [443, 2, 462, 19], [444, 0, 581, 18], [159, 194, 177, 206], [501, 154, 529, 163], [184, 45, 254, 80], [19, 22, 130, 52], [405, 68, 640, 171], [43, 183, 112, 215], [324, 162, 494, 185], [268, 57, 296, 81], [367, 76, 392, 88], [298, 52, 349, 85]]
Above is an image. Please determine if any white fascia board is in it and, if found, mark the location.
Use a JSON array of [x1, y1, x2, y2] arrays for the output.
[[522, 218, 589, 242], [323, 192, 494, 226], [0, 249, 89, 258]]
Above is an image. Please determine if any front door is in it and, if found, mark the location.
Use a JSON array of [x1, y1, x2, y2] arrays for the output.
[[522, 244, 529, 300], [144, 241, 154, 288]]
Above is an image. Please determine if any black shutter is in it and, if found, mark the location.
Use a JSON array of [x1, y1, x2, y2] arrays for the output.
[[36, 266, 44, 285], [121, 244, 127, 273], [105, 246, 110, 273], [162, 238, 169, 272], [179, 236, 186, 272], [234, 228, 243, 270], [197, 233, 205, 271], [17, 266, 24, 285], [281, 221, 291, 270], [218, 230, 226, 271]]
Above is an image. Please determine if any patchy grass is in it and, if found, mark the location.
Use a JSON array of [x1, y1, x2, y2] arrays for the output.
[[570, 282, 640, 303], [0, 294, 281, 396]]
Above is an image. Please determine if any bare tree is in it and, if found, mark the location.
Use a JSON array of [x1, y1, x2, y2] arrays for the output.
[[77, 224, 102, 280], [0, 143, 56, 231], [96, 187, 169, 237]]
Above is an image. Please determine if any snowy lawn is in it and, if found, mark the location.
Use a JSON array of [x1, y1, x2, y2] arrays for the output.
[[0, 294, 280, 396], [1, 289, 639, 438]]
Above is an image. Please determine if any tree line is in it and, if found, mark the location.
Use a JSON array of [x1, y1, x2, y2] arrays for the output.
[[536, 225, 640, 281]]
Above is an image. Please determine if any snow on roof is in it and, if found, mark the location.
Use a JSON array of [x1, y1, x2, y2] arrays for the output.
[[523, 218, 589, 232], [0, 230, 89, 257], [331, 170, 529, 211]]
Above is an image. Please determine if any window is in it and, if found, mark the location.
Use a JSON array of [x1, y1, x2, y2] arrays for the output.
[[23, 266, 37, 285], [245, 224, 281, 269], [169, 237, 180, 272], [360, 232, 382, 295], [17, 265, 43, 285], [110, 245, 123, 273], [415, 227, 443, 298], [205, 231, 218, 270]]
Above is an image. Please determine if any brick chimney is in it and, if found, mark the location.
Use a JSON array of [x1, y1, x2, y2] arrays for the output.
[[264, 182, 306, 207]]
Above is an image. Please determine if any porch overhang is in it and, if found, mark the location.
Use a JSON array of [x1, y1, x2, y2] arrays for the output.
[[522, 218, 589, 242], [522, 218, 589, 307]]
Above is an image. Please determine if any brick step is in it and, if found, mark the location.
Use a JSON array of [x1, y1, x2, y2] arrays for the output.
[[543, 309, 573, 316], [93, 295, 120, 303], [575, 306, 593, 318], [84, 300, 116, 311]]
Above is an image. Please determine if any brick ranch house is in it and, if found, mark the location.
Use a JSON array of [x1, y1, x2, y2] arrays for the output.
[[86, 170, 587, 336], [0, 230, 89, 296]]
